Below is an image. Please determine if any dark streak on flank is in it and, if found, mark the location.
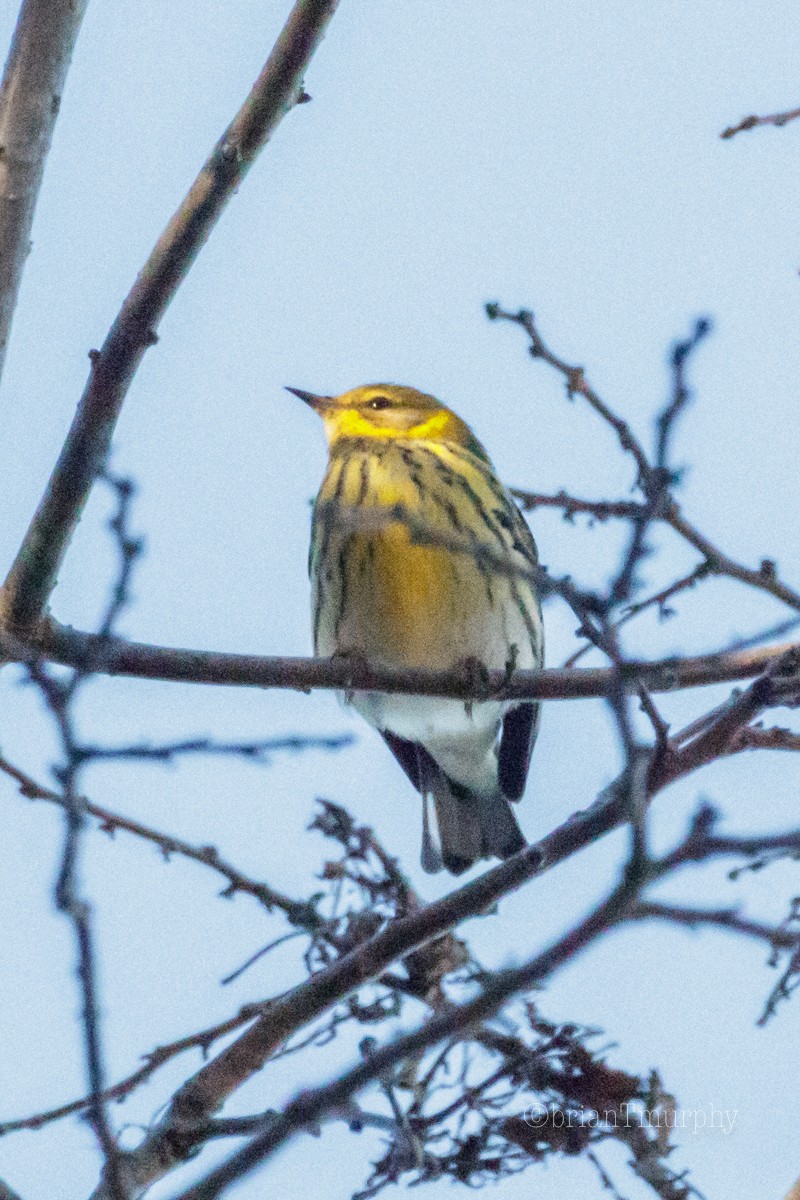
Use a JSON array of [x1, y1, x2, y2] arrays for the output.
[[312, 456, 349, 646], [357, 457, 370, 506], [452, 470, 507, 550], [439, 448, 543, 648], [333, 537, 353, 639]]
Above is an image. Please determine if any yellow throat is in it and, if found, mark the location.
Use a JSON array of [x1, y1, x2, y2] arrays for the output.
[[285, 383, 491, 461]]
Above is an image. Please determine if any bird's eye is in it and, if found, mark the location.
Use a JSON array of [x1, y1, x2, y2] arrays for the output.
[[367, 396, 392, 411]]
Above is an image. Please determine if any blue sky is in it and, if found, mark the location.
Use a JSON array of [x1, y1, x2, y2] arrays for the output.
[[1, 2, 799, 1197]]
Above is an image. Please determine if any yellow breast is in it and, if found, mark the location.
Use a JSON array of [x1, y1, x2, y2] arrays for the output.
[[311, 439, 541, 673]]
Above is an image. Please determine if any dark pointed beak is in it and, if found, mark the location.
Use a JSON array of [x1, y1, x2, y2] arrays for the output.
[[285, 386, 332, 412]]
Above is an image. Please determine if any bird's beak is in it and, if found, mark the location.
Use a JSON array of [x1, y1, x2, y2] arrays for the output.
[[285, 386, 333, 413]]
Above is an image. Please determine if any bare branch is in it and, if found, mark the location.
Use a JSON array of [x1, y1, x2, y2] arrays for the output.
[[8, 620, 799, 701], [25, 661, 126, 1198], [0, 0, 340, 632], [563, 564, 712, 669], [76, 732, 351, 764], [721, 105, 800, 139], [631, 902, 800, 950], [0, 1003, 264, 1135], [0, 0, 89, 387], [728, 725, 800, 755], [758, 897, 800, 1026], [486, 303, 652, 481], [661, 649, 800, 783], [487, 303, 800, 613], [165, 878, 639, 1200], [0, 751, 324, 924], [87, 651, 797, 1196], [512, 488, 645, 522]]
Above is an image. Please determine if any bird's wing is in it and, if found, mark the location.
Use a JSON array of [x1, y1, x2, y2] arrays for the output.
[[380, 729, 424, 791]]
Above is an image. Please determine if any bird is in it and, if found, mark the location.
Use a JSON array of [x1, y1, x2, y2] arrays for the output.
[[288, 383, 543, 875]]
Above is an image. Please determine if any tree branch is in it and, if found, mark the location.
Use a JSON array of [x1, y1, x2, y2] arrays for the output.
[[0, 0, 340, 632], [0, 0, 89, 387], [631, 902, 800, 951], [87, 652, 798, 1197], [486, 304, 800, 614], [511, 488, 645, 522], [721, 105, 800, 139], [167, 878, 639, 1200], [6, 620, 796, 701], [0, 1003, 265, 1135], [0, 750, 325, 925]]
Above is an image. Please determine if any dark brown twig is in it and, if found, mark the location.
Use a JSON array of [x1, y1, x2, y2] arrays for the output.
[[0, 1004, 265, 1135], [563, 564, 712, 669], [486, 303, 652, 481], [721, 105, 800, 139], [632, 902, 800, 954], [511, 489, 644, 522], [487, 303, 800, 614], [0, 751, 321, 925]]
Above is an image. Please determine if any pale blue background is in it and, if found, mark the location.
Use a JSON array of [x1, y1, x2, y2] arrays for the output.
[[1, 2, 799, 1197]]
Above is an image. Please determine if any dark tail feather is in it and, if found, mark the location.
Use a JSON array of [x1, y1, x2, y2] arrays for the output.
[[420, 754, 482, 875], [474, 791, 526, 861], [379, 730, 526, 875], [425, 760, 526, 875]]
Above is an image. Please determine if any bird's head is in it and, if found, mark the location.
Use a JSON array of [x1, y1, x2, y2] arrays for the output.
[[287, 383, 489, 459]]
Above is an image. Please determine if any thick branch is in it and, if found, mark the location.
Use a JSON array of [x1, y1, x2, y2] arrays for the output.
[[0, 0, 89, 387], [0, 0, 339, 631], [7, 621, 797, 701]]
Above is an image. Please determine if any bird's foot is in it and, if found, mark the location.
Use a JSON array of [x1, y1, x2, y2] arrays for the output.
[[330, 647, 372, 700], [456, 655, 492, 717]]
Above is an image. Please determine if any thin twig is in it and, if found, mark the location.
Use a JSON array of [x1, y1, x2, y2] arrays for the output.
[[0, 1004, 265, 1135], [486, 303, 652, 481], [76, 732, 351, 764], [487, 303, 800, 613], [721, 105, 800, 139], [0, 751, 321, 924], [511, 489, 644, 522], [632, 902, 800, 951], [27, 665, 126, 1198]]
